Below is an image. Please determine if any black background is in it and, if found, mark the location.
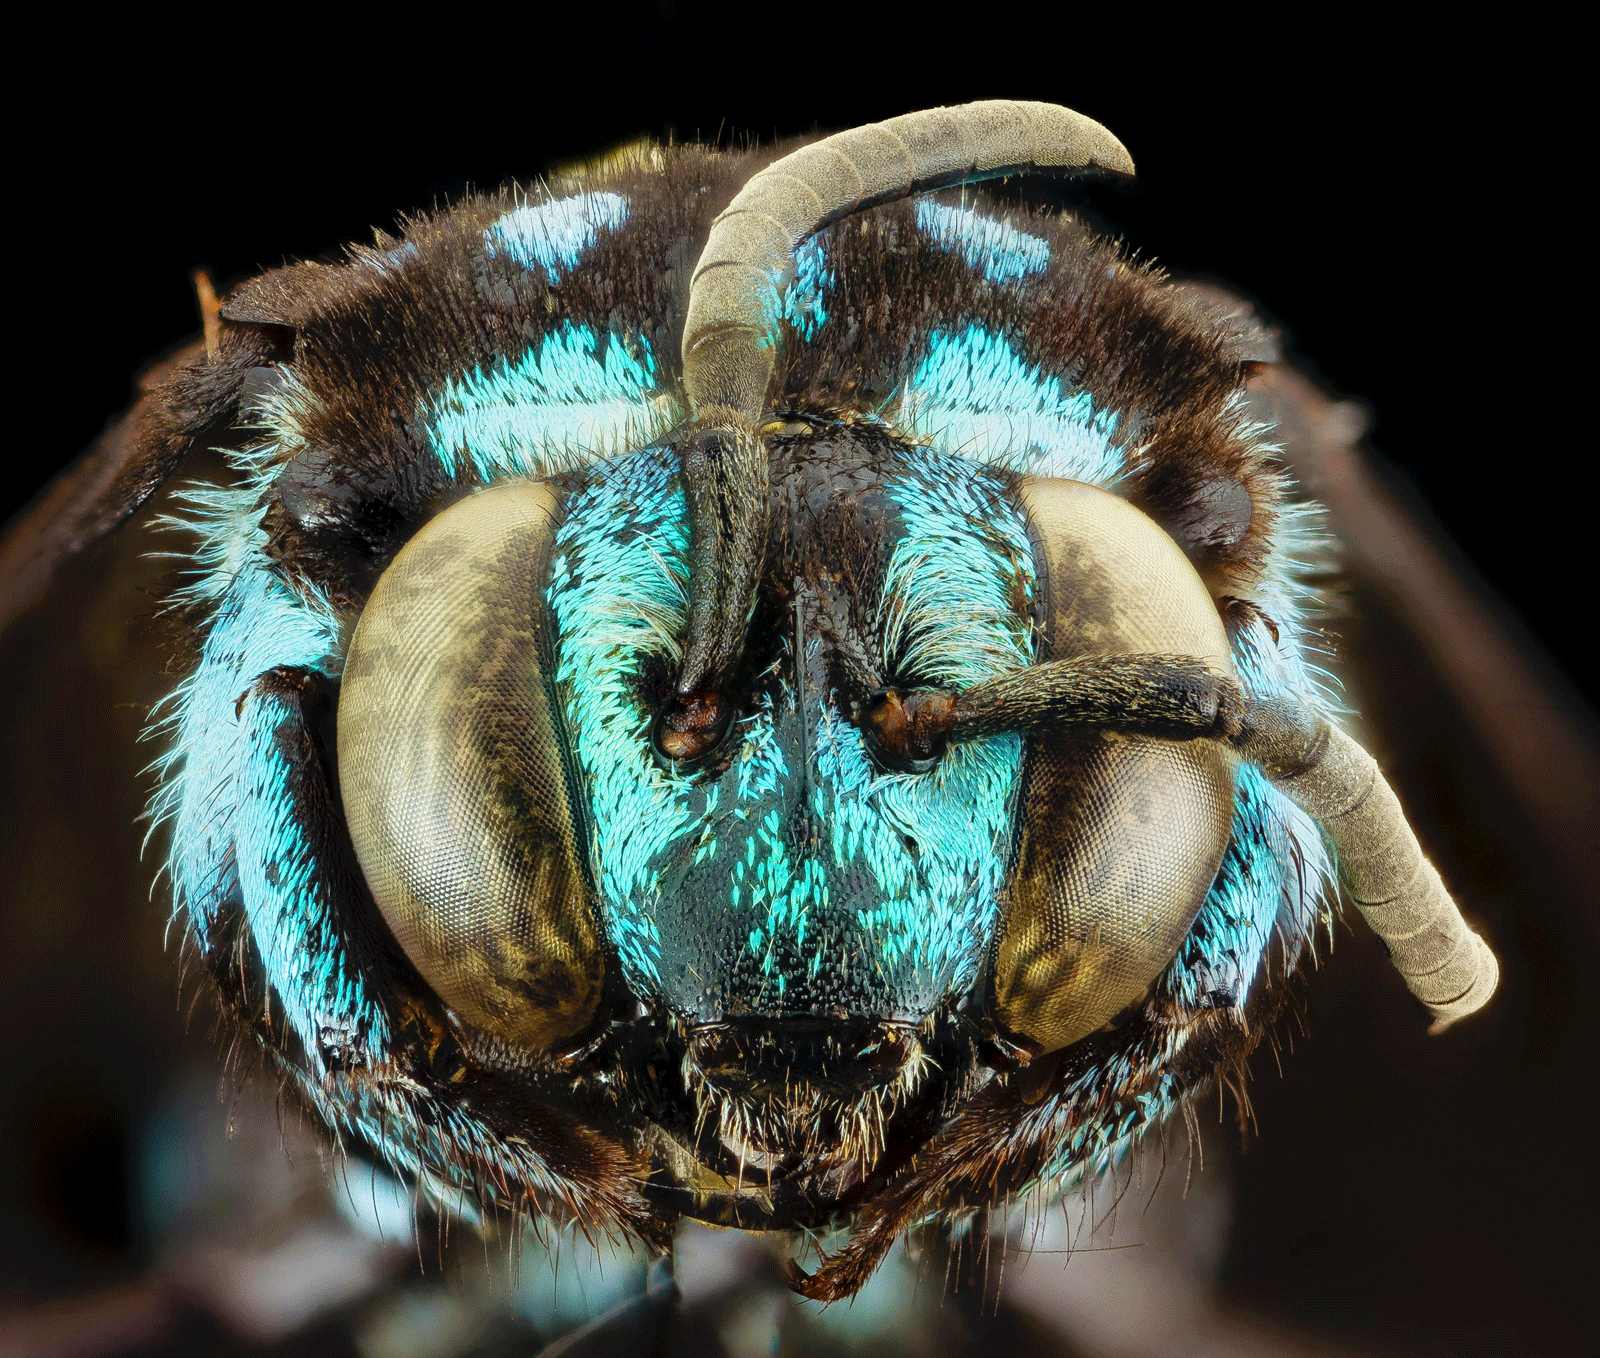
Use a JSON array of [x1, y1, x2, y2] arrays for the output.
[[12, 13, 1584, 702]]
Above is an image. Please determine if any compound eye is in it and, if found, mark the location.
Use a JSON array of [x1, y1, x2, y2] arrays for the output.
[[994, 479, 1238, 1053], [338, 481, 603, 1052]]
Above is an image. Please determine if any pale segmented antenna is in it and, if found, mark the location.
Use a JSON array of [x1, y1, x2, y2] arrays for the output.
[[657, 101, 1135, 760], [1239, 700, 1500, 1026]]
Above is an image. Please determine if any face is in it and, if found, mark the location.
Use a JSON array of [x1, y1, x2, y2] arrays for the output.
[[553, 440, 1028, 1023], [329, 406, 1261, 1232]]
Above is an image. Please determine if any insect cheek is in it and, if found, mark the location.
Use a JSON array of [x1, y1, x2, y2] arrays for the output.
[[338, 480, 605, 1053], [993, 478, 1238, 1053]]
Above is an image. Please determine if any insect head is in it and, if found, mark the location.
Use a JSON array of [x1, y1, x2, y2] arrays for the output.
[[0, 100, 1498, 1301]]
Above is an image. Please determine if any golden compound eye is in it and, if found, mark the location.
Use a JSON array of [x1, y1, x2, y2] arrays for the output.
[[338, 481, 603, 1052], [993, 479, 1238, 1053]]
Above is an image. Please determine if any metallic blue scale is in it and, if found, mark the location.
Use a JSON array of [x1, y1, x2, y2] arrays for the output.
[[829, 453, 1032, 982], [914, 201, 1050, 283], [550, 445, 1034, 1021], [424, 324, 674, 483], [485, 191, 629, 282], [153, 466, 581, 1217], [546, 449, 696, 992], [896, 326, 1125, 485], [779, 237, 832, 341], [1206, 536, 1335, 978], [810, 704, 1022, 987], [1165, 762, 1330, 1014], [1206, 399, 1340, 714], [234, 687, 392, 1070], [879, 449, 1034, 686], [148, 471, 390, 1075], [149, 480, 342, 949], [1192, 426, 1338, 997]]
